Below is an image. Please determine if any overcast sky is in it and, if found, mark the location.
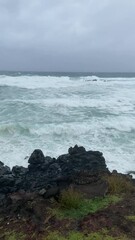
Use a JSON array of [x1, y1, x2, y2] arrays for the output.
[[0, 0, 135, 72]]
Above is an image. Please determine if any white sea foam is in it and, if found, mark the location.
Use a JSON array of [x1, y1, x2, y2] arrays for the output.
[[0, 73, 135, 174], [0, 75, 81, 89]]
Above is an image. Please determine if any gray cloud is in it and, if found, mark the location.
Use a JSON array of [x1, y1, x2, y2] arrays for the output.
[[0, 0, 135, 71]]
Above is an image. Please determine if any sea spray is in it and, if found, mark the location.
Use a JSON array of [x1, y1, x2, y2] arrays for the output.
[[0, 72, 135, 173]]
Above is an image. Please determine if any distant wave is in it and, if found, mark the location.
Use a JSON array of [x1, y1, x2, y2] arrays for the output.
[[82, 75, 100, 81], [0, 74, 135, 90], [0, 124, 31, 136]]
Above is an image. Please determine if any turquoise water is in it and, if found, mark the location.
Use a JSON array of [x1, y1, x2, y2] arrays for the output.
[[0, 72, 135, 174]]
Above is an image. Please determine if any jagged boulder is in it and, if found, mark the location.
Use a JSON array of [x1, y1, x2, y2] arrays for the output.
[[57, 145, 108, 177], [0, 161, 11, 175], [0, 145, 109, 203], [28, 149, 46, 165], [12, 166, 28, 176]]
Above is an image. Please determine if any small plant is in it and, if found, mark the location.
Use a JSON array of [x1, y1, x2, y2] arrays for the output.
[[53, 195, 121, 219], [104, 174, 135, 194], [59, 186, 83, 209]]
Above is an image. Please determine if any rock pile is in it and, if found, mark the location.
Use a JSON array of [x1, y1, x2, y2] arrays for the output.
[[0, 145, 109, 206]]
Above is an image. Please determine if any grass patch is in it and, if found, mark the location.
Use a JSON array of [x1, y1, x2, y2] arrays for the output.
[[87, 231, 128, 240], [4, 231, 26, 240], [59, 187, 83, 209], [53, 195, 121, 219], [45, 231, 65, 240], [45, 230, 128, 240], [126, 215, 135, 222], [104, 174, 135, 194]]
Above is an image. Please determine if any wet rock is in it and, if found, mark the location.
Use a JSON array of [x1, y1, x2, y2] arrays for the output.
[[28, 150, 54, 172], [28, 149, 46, 165], [68, 145, 86, 155], [47, 162, 61, 176], [0, 174, 15, 187], [0, 162, 11, 175], [14, 178, 24, 190], [0, 145, 109, 204], [57, 145, 108, 177], [0, 161, 4, 166], [12, 166, 27, 176]]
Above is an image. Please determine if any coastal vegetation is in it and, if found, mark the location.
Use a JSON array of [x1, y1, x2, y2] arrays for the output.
[[0, 146, 135, 239], [45, 231, 128, 240], [52, 188, 121, 219], [103, 174, 135, 194], [0, 176, 135, 239]]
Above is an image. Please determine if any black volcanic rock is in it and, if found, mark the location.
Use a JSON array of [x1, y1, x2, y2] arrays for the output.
[[57, 145, 108, 177], [28, 149, 45, 165], [12, 166, 28, 176], [0, 162, 11, 175], [0, 175, 15, 190], [68, 145, 86, 155], [0, 145, 110, 203]]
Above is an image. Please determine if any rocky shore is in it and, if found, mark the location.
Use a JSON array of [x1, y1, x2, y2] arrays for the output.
[[0, 145, 109, 205], [0, 145, 135, 240]]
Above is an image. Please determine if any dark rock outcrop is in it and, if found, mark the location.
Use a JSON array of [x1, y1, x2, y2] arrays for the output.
[[71, 179, 109, 198], [58, 145, 107, 177], [0, 145, 109, 206]]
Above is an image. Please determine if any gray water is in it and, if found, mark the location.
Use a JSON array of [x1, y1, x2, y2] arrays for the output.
[[0, 72, 135, 174]]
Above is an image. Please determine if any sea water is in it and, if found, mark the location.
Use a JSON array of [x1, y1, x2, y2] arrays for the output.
[[0, 71, 135, 174]]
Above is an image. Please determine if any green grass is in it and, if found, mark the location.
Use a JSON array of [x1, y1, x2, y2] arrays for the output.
[[126, 215, 135, 222], [53, 195, 121, 219], [104, 174, 135, 194], [59, 187, 83, 209], [45, 230, 128, 240], [4, 231, 26, 240], [2, 230, 128, 240], [45, 231, 65, 240]]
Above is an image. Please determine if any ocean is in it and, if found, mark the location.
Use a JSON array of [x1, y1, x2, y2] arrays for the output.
[[0, 71, 135, 174]]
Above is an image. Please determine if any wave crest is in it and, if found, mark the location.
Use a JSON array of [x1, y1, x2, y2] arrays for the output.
[[0, 124, 30, 136]]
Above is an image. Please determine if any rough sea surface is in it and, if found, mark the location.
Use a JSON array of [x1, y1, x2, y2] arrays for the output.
[[0, 72, 135, 174]]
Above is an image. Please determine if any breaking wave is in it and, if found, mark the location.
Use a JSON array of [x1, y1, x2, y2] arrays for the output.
[[0, 72, 135, 173], [0, 124, 31, 136]]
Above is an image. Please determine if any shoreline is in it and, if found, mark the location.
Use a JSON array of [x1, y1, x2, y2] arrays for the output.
[[0, 145, 134, 197], [0, 145, 135, 239]]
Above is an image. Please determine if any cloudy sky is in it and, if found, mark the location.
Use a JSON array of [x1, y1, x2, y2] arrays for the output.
[[0, 0, 135, 72]]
